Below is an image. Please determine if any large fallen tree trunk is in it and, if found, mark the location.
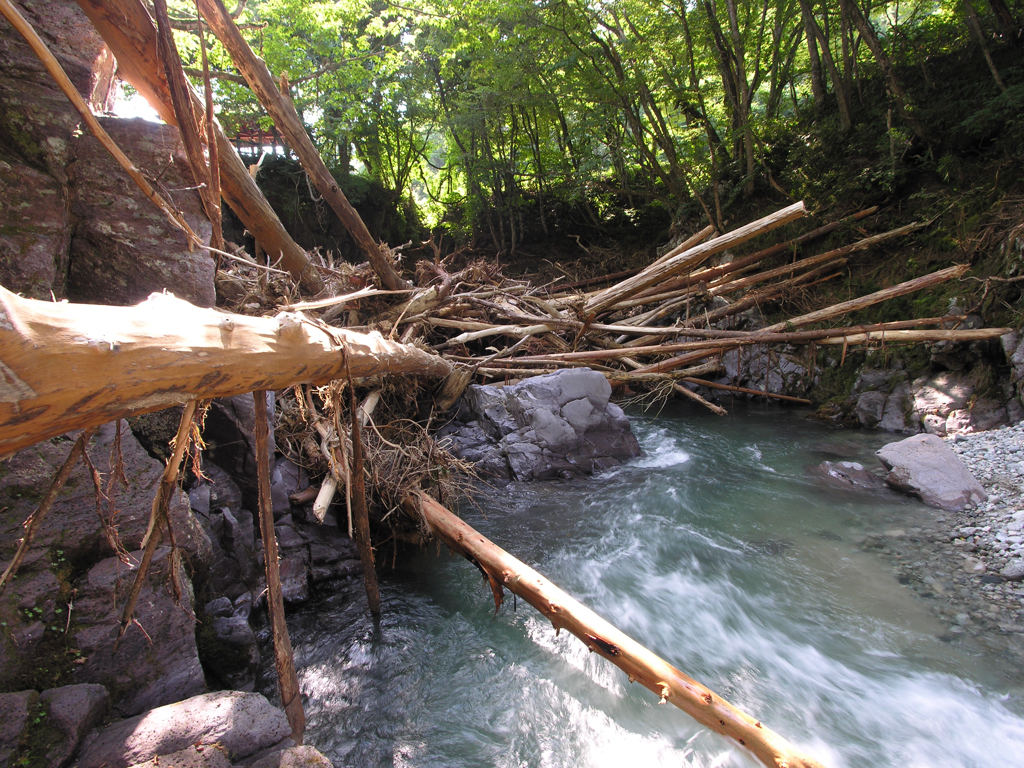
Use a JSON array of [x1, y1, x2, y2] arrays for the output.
[[405, 491, 827, 768], [74, 0, 323, 293], [196, 0, 410, 292], [0, 286, 451, 456]]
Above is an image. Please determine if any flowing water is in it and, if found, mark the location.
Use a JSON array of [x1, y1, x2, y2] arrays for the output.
[[275, 404, 1024, 767]]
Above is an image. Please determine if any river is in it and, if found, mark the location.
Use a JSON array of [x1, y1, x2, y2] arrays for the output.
[[270, 404, 1024, 767]]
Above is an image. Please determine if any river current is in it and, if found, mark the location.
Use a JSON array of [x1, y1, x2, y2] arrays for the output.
[[272, 404, 1024, 767]]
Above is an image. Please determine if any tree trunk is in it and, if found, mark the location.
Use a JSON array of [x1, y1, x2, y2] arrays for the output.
[[196, 0, 410, 292], [0, 287, 451, 456], [405, 492, 827, 768], [73, 0, 323, 293]]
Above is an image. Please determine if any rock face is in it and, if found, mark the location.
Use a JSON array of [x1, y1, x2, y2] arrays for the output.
[[438, 368, 641, 481], [0, 424, 211, 716], [66, 117, 215, 307], [0, 0, 214, 306], [76, 691, 293, 768], [876, 434, 988, 510]]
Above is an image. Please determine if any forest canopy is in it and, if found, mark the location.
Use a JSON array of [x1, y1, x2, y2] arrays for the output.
[[164, 0, 1023, 251]]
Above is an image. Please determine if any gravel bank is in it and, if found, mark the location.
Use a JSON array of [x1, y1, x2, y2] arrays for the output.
[[863, 421, 1024, 670]]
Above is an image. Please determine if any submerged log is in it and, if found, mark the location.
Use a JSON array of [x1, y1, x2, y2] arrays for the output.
[[406, 492, 827, 768], [0, 287, 451, 456]]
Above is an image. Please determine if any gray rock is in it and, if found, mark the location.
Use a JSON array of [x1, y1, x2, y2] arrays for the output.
[[912, 372, 974, 418], [876, 434, 989, 511], [40, 684, 109, 768], [0, 426, 211, 701], [203, 617, 260, 692], [66, 117, 214, 308], [271, 458, 309, 518], [439, 368, 640, 481], [127, 744, 235, 768], [249, 746, 334, 768], [879, 381, 913, 432], [1001, 560, 1024, 582], [810, 461, 886, 492], [72, 548, 205, 716], [0, 690, 38, 768], [854, 391, 887, 428], [76, 691, 291, 768]]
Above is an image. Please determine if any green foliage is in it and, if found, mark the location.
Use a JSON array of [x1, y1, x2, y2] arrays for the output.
[[174, 0, 1024, 247]]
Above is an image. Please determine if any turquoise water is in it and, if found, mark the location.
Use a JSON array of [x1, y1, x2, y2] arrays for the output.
[[278, 404, 1024, 767]]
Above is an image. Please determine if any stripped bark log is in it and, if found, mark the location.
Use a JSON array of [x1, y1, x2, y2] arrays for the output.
[[196, 0, 410, 292], [347, 375, 380, 615], [74, 0, 323, 292], [254, 391, 305, 742], [761, 264, 970, 332], [584, 202, 807, 314], [0, 287, 451, 456], [406, 492, 827, 768]]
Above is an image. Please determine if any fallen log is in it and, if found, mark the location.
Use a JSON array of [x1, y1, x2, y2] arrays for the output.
[[197, 0, 409, 292], [74, 0, 323, 292], [405, 492, 827, 768], [0, 287, 451, 456], [761, 264, 970, 332], [584, 202, 807, 315]]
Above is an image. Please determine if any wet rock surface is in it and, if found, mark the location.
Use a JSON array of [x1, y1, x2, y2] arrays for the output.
[[438, 368, 641, 481]]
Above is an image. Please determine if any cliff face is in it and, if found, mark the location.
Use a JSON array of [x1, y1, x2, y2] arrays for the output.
[[0, 0, 214, 306]]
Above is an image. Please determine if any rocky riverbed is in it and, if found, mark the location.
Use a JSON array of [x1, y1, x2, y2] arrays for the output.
[[860, 421, 1024, 672]]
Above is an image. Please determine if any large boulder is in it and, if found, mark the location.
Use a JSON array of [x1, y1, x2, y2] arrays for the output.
[[438, 368, 641, 481], [76, 691, 292, 768], [875, 434, 988, 511]]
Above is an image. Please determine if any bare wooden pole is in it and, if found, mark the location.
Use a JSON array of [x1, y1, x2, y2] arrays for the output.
[[254, 391, 305, 743], [406, 492, 827, 768], [196, 0, 410, 292], [153, 0, 220, 234], [761, 264, 970, 332], [74, 0, 323, 293], [0, 287, 451, 457], [347, 373, 381, 615]]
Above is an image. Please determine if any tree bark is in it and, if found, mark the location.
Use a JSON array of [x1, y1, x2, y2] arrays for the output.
[[73, 0, 323, 293], [405, 492, 827, 768], [254, 391, 305, 742], [0, 287, 451, 456], [196, 0, 409, 292]]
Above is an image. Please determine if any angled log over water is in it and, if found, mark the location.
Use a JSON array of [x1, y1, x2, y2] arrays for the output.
[[406, 492, 827, 768], [74, 0, 323, 293], [0, 287, 451, 456]]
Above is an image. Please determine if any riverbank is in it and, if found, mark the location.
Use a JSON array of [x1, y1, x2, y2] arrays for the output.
[[858, 421, 1024, 669]]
